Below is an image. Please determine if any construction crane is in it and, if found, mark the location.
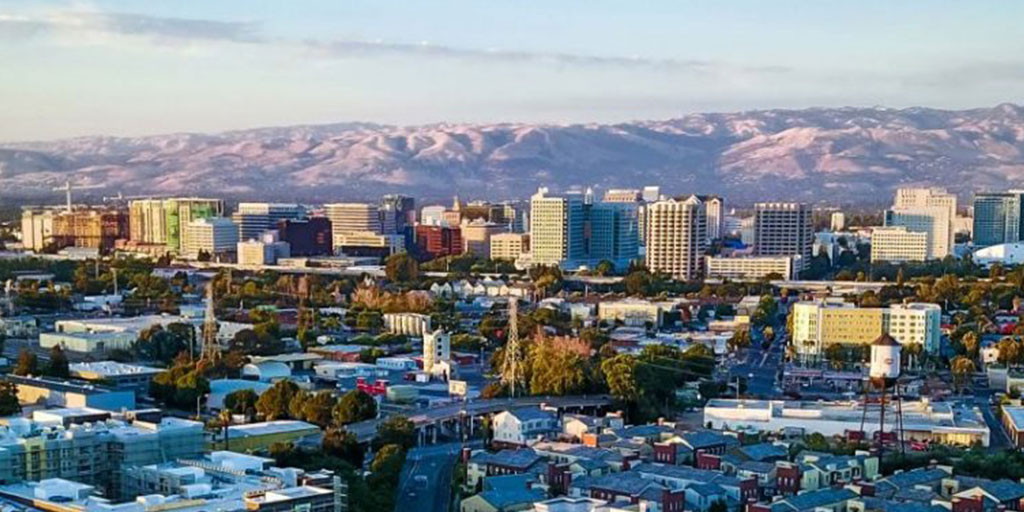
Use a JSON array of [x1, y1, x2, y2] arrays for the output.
[[53, 180, 103, 212]]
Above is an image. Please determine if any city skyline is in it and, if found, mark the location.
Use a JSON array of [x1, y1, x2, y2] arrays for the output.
[[2, 1, 1023, 140]]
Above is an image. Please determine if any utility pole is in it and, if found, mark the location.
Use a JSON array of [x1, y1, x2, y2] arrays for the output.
[[200, 282, 221, 362]]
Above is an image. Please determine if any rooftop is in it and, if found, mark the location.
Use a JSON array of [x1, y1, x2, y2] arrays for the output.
[[227, 420, 320, 438], [70, 361, 162, 377]]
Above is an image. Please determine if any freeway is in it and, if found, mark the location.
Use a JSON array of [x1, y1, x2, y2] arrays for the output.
[[350, 395, 613, 442]]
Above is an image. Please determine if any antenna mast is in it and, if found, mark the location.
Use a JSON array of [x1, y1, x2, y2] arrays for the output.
[[502, 299, 521, 397], [201, 282, 221, 362]]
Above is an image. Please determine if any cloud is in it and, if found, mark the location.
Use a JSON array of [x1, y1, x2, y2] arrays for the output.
[[0, 11, 262, 44], [0, 8, 788, 75]]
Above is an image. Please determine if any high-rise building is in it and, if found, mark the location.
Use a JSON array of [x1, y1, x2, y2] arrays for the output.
[[324, 203, 381, 247], [603, 189, 642, 203], [379, 195, 416, 235], [420, 205, 447, 226], [22, 208, 127, 252], [183, 217, 239, 259], [499, 202, 528, 233], [130, 198, 224, 252], [529, 188, 585, 267], [870, 226, 929, 263], [237, 231, 290, 266], [277, 217, 333, 256], [588, 201, 639, 271], [644, 196, 707, 280], [461, 219, 508, 256], [753, 202, 813, 271], [413, 225, 462, 260], [973, 192, 1022, 248], [642, 186, 661, 202], [20, 209, 55, 252], [698, 195, 724, 241], [885, 187, 956, 259], [830, 211, 846, 232], [423, 329, 451, 378], [233, 203, 302, 241], [490, 233, 530, 261]]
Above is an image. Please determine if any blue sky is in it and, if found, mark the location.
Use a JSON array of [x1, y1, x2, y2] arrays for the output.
[[1, 0, 1022, 140]]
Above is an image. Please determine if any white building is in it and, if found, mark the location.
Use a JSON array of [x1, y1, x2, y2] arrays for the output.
[[885, 187, 956, 260], [383, 313, 432, 336], [324, 202, 381, 237], [705, 255, 797, 281], [973, 242, 1024, 267], [645, 196, 707, 280], [423, 329, 452, 379], [420, 205, 447, 226], [598, 298, 677, 328], [790, 299, 942, 358], [238, 231, 291, 266], [830, 212, 846, 232], [704, 398, 990, 447], [530, 187, 585, 268], [493, 408, 558, 447], [183, 217, 239, 259], [870, 226, 930, 263]]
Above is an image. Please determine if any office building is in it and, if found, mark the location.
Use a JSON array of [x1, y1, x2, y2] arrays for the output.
[[161, 198, 225, 252], [20, 209, 55, 251], [461, 219, 508, 256], [238, 232, 291, 266], [870, 226, 929, 263], [791, 299, 942, 358], [420, 205, 447, 226], [384, 313, 432, 336], [499, 202, 528, 233], [588, 202, 639, 271], [324, 203, 381, 246], [379, 194, 416, 235], [603, 189, 642, 203], [23, 208, 127, 251], [705, 255, 797, 281], [886, 187, 956, 259], [414, 224, 463, 259], [277, 217, 333, 256], [490, 233, 530, 261], [973, 192, 1022, 248], [530, 187, 586, 268], [183, 217, 239, 259], [642, 186, 661, 202], [705, 398, 989, 447], [645, 196, 707, 280], [333, 232, 404, 259], [7, 374, 136, 411], [233, 203, 302, 241], [70, 361, 162, 396], [753, 202, 813, 271]]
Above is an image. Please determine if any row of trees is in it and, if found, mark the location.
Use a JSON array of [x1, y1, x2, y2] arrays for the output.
[[231, 381, 378, 428], [13, 347, 70, 378]]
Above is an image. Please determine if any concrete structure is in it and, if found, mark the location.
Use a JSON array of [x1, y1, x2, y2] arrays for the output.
[[886, 187, 956, 259], [238, 231, 291, 266], [214, 420, 322, 452], [645, 196, 706, 280], [701, 195, 724, 241], [325, 203, 381, 244], [233, 203, 302, 241], [333, 232, 404, 258], [70, 361, 162, 395], [493, 409, 558, 447], [753, 202, 813, 271], [423, 329, 452, 379], [830, 212, 846, 232], [40, 331, 137, 354], [705, 398, 990, 446], [790, 299, 942, 358], [491, 233, 530, 261], [530, 187, 585, 268], [421, 205, 447, 226], [588, 202, 639, 271], [597, 299, 676, 328], [705, 255, 797, 281], [384, 312, 432, 336], [973, 242, 1024, 267], [973, 192, 1022, 248], [23, 208, 128, 252], [21, 208, 55, 251], [870, 226, 929, 263], [1002, 405, 1024, 448], [6, 375, 136, 410], [182, 217, 239, 259]]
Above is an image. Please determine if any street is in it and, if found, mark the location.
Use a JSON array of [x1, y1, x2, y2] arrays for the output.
[[394, 443, 466, 512]]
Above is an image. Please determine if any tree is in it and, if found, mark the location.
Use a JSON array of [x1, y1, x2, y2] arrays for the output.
[[529, 337, 591, 396], [385, 253, 420, 283], [323, 428, 364, 468], [824, 343, 846, 371], [594, 260, 615, 277], [333, 390, 378, 425], [709, 500, 728, 512], [256, 380, 301, 420], [623, 270, 653, 296], [224, 389, 259, 417], [13, 349, 38, 376], [728, 330, 752, 351], [374, 415, 416, 450], [997, 337, 1021, 366], [173, 370, 209, 410], [45, 346, 70, 378], [0, 381, 21, 416], [951, 355, 976, 393], [135, 324, 192, 365], [229, 328, 286, 356], [961, 331, 980, 359], [601, 355, 639, 403], [302, 391, 338, 427]]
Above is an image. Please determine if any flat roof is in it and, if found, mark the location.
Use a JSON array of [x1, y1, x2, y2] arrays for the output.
[[4, 375, 119, 395], [1004, 406, 1024, 431], [70, 361, 162, 377], [227, 420, 320, 438]]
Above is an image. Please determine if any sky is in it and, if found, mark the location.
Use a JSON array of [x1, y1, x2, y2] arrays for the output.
[[1, 0, 1022, 141]]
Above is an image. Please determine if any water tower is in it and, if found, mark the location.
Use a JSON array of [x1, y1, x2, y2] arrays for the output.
[[859, 333, 906, 458]]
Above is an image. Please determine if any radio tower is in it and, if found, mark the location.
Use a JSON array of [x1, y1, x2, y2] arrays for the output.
[[201, 282, 221, 362], [501, 299, 521, 397]]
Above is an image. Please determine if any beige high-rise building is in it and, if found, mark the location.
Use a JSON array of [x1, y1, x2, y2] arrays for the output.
[[460, 219, 507, 256], [700, 195, 724, 241], [870, 226, 929, 263], [830, 212, 846, 232], [129, 198, 224, 252], [885, 187, 956, 259], [324, 203, 382, 248], [21, 209, 55, 252], [753, 202, 813, 271], [603, 189, 642, 203], [129, 199, 168, 244], [644, 196, 707, 280], [490, 233, 530, 261]]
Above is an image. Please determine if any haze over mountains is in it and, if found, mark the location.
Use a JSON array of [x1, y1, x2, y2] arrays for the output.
[[2, 104, 1024, 205]]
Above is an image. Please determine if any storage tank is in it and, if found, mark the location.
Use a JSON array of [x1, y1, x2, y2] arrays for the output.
[[386, 385, 418, 403], [869, 333, 901, 382]]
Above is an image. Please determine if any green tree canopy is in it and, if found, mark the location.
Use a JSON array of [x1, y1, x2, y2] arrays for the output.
[[333, 389, 378, 426]]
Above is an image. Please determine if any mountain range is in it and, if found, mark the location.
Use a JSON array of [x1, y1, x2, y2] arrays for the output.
[[3, 104, 1024, 205]]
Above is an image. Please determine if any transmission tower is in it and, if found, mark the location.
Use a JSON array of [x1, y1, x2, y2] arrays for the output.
[[501, 298, 521, 397], [200, 282, 221, 362]]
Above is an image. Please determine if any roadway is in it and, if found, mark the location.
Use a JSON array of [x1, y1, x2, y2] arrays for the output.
[[349, 395, 612, 442], [394, 442, 479, 512]]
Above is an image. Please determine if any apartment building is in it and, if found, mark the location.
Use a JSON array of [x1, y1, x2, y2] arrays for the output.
[[753, 202, 813, 271], [790, 299, 942, 358], [870, 226, 929, 263], [645, 196, 707, 280]]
